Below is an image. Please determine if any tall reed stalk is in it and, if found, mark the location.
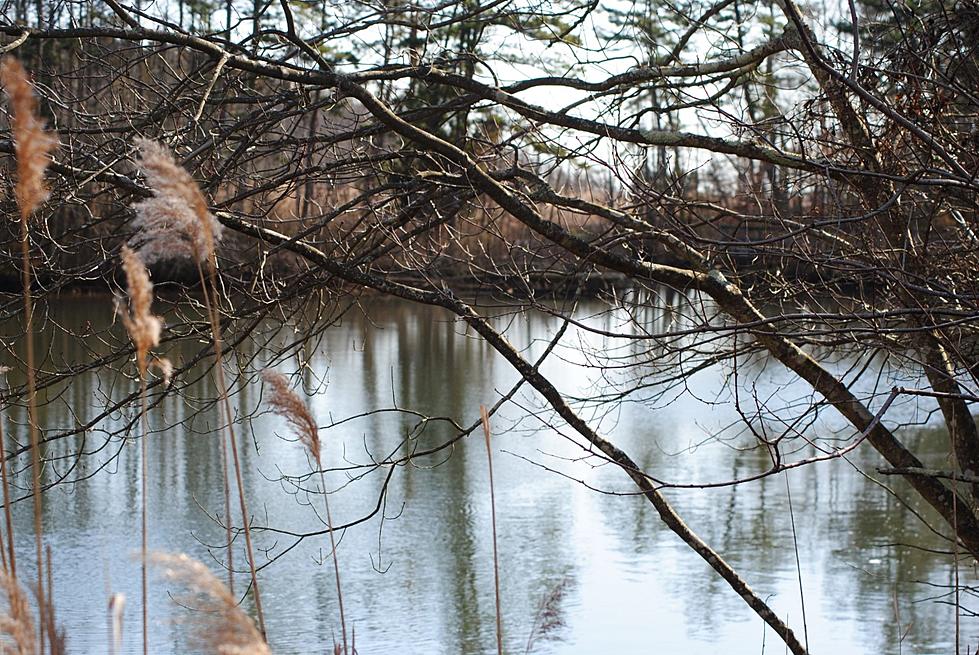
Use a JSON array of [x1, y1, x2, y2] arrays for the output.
[[480, 406, 504, 655], [118, 246, 164, 655], [0, 57, 57, 649], [130, 139, 265, 636], [261, 370, 348, 653], [200, 269, 265, 633], [42, 544, 64, 653], [0, 408, 16, 579], [196, 258, 234, 599], [108, 593, 125, 655]]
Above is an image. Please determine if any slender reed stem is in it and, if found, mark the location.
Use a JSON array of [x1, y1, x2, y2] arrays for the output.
[[118, 245, 164, 655], [316, 466, 347, 654], [954, 477, 960, 655], [222, 401, 265, 636], [44, 543, 56, 653], [0, 416, 14, 578], [218, 433, 234, 594], [0, 500, 7, 574], [19, 206, 45, 653], [138, 365, 149, 655], [480, 405, 503, 655], [196, 261, 235, 596], [108, 592, 125, 655]]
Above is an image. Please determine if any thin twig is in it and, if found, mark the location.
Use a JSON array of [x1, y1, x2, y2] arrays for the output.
[[783, 472, 808, 652]]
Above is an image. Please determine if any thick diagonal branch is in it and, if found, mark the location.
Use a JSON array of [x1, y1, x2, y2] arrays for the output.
[[334, 78, 979, 557]]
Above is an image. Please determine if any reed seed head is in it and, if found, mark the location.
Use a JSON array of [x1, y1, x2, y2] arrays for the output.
[[149, 553, 269, 655], [130, 138, 223, 265], [261, 370, 321, 465], [0, 572, 36, 655], [0, 57, 57, 217], [118, 246, 162, 370]]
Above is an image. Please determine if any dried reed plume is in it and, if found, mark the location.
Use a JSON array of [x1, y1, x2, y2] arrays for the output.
[[149, 553, 270, 655], [118, 246, 162, 371], [130, 138, 223, 265], [0, 58, 57, 216], [260, 370, 347, 653], [261, 371, 320, 464], [151, 357, 173, 386], [1, 57, 56, 651], [0, 572, 35, 655]]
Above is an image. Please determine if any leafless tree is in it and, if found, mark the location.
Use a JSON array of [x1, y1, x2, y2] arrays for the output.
[[2, 0, 979, 652]]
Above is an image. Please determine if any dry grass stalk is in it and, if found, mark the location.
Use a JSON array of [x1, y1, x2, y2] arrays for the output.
[[41, 545, 64, 655], [0, 367, 14, 580], [108, 593, 125, 655], [117, 245, 163, 655], [149, 553, 270, 655], [480, 405, 503, 655], [0, 57, 56, 652], [0, 572, 35, 655], [261, 370, 347, 653], [201, 300, 263, 630], [129, 138, 265, 636], [0, 417, 11, 579]]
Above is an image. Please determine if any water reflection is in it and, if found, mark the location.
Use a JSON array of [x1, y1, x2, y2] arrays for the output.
[[0, 294, 969, 653]]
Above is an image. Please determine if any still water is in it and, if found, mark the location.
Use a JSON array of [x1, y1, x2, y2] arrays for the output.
[[0, 293, 971, 654]]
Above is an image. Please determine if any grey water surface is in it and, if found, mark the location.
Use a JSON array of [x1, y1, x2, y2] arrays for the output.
[[0, 293, 969, 654]]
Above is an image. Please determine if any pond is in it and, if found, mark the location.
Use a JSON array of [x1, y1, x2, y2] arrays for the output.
[[0, 292, 968, 654]]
